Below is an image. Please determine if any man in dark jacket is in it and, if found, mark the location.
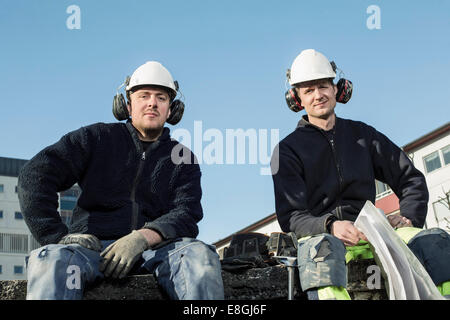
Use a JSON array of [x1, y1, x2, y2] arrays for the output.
[[271, 49, 450, 299], [18, 61, 224, 300]]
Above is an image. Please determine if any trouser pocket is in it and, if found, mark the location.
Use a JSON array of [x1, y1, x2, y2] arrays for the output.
[[297, 233, 347, 291]]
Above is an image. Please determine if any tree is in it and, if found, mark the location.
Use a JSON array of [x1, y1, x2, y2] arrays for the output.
[[434, 187, 450, 232]]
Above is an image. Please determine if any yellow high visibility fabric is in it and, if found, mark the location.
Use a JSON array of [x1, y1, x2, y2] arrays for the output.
[[437, 281, 450, 296], [394, 227, 422, 244], [296, 228, 432, 300], [297, 236, 312, 242], [318, 286, 351, 300], [345, 240, 373, 263], [345, 227, 423, 263]]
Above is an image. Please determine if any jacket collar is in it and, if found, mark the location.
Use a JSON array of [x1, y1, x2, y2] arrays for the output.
[[125, 120, 171, 152], [296, 115, 310, 129], [296, 114, 340, 132]]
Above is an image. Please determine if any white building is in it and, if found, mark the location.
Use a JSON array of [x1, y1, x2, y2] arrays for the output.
[[213, 122, 450, 257], [0, 156, 80, 280], [403, 122, 450, 231], [0, 157, 35, 280]]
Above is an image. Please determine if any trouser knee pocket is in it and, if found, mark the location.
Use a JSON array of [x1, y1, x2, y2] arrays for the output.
[[297, 234, 347, 291]]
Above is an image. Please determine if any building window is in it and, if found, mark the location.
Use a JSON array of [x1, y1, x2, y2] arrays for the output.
[[375, 180, 391, 198], [0, 210, 3, 218], [30, 236, 41, 251], [15, 186, 18, 193], [432, 200, 449, 223], [0, 184, 3, 192], [14, 266, 23, 274], [60, 199, 77, 211], [423, 151, 442, 173], [14, 212, 23, 220], [59, 185, 81, 226], [0, 233, 28, 253], [442, 145, 450, 166], [59, 187, 80, 211], [0, 265, 2, 274]]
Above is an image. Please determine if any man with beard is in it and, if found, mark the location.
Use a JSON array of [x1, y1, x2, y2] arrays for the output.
[[19, 61, 224, 300]]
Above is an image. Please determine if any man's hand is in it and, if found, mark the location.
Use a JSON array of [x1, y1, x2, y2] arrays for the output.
[[137, 228, 163, 248], [99, 230, 152, 279], [58, 233, 102, 252], [331, 220, 368, 247], [387, 214, 412, 229]]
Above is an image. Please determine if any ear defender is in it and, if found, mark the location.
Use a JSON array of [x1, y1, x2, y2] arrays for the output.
[[112, 76, 131, 121], [330, 61, 353, 104], [335, 78, 353, 104], [166, 80, 185, 125], [285, 69, 303, 112], [166, 99, 185, 125], [285, 88, 304, 112], [112, 93, 129, 121], [284, 61, 354, 112]]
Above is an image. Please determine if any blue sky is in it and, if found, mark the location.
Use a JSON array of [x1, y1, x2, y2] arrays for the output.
[[1, 1, 449, 245]]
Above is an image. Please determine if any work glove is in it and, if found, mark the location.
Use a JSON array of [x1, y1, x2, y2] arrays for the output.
[[99, 230, 149, 279], [387, 215, 412, 229], [58, 233, 102, 252]]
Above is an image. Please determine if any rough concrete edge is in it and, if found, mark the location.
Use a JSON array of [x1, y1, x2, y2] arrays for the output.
[[0, 260, 388, 300]]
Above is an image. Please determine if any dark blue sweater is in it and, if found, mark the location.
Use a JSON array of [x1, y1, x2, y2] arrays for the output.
[[271, 116, 429, 238], [18, 121, 203, 245]]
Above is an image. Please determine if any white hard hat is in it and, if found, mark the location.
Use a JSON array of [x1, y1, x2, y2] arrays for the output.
[[126, 61, 177, 98], [289, 49, 336, 86]]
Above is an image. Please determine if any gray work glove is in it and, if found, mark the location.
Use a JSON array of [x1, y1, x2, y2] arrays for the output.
[[58, 233, 102, 252], [99, 230, 149, 279]]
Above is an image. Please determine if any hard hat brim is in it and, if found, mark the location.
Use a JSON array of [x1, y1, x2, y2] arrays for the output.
[[127, 84, 176, 98], [289, 73, 336, 86]]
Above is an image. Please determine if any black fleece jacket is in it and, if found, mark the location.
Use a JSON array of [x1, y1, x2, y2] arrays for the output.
[[18, 121, 203, 246], [271, 116, 429, 239]]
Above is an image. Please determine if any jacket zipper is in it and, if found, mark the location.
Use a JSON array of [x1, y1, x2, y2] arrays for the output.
[[329, 136, 344, 193], [318, 129, 345, 215], [328, 135, 345, 220], [130, 151, 146, 231]]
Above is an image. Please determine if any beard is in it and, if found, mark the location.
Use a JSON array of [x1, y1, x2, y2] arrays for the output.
[[141, 126, 164, 141]]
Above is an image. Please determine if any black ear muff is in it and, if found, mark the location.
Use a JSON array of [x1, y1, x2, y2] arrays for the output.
[[112, 92, 129, 121], [331, 60, 353, 104], [285, 88, 303, 112], [112, 76, 131, 121], [166, 100, 185, 125], [335, 78, 353, 104]]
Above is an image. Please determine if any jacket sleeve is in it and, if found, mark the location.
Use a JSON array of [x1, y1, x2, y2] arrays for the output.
[[271, 142, 333, 238], [18, 126, 94, 245], [143, 153, 203, 240], [370, 127, 429, 227]]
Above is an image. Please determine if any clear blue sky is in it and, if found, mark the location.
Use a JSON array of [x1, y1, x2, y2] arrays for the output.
[[1, 1, 449, 245]]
